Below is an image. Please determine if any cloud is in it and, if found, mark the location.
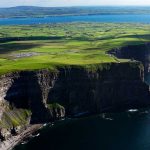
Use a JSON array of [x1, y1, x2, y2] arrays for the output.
[[1, 0, 150, 7]]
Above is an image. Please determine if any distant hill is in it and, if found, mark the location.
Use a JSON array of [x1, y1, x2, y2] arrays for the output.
[[1, 6, 150, 18]]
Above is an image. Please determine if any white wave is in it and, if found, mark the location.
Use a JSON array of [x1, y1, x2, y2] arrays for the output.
[[128, 109, 138, 112]]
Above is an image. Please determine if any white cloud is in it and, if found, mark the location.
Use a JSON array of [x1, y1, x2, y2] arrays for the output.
[[1, 0, 150, 7]]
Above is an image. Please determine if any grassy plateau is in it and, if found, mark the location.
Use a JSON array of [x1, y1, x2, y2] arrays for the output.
[[0, 23, 150, 74]]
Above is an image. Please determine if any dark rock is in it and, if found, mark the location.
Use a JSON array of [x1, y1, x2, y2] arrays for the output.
[[0, 63, 149, 123]]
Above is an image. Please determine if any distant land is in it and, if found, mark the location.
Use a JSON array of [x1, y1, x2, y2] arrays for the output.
[[1, 6, 150, 18]]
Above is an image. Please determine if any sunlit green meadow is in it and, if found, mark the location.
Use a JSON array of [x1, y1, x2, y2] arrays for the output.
[[0, 23, 150, 74]]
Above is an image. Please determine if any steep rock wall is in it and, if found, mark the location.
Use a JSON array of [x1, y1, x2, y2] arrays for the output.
[[0, 62, 149, 125], [48, 63, 149, 115], [108, 43, 150, 83], [0, 71, 65, 125]]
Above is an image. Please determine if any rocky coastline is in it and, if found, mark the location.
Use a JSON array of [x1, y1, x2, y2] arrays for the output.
[[0, 124, 42, 150], [0, 44, 150, 150]]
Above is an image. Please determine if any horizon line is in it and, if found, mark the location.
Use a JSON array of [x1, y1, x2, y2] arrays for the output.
[[1, 5, 150, 9]]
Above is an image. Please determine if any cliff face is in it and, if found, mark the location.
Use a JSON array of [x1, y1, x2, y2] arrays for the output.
[[0, 71, 65, 124], [0, 62, 149, 126], [108, 43, 150, 84], [0, 61, 150, 140], [48, 63, 149, 115]]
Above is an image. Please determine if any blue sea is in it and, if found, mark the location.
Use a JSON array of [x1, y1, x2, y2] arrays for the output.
[[1, 14, 150, 25], [14, 110, 150, 150]]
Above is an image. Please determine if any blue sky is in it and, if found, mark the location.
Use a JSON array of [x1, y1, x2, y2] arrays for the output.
[[1, 0, 150, 8]]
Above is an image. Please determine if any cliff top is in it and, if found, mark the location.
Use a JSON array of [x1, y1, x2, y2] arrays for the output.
[[0, 23, 150, 74]]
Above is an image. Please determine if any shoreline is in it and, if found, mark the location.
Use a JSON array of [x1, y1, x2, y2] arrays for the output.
[[0, 124, 43, 150]]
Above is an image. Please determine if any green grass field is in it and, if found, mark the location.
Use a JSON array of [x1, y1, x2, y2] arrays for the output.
[[0, 23, 150, 74]]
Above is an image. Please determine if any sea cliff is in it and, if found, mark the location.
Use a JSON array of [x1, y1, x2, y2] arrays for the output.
[[0, 44, 150, 149]]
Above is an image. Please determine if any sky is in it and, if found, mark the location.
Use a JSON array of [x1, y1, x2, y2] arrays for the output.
[[1, 0, 150, 8]]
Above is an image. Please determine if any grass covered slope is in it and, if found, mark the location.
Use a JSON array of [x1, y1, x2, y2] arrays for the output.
[[0, 23, 150, 74]]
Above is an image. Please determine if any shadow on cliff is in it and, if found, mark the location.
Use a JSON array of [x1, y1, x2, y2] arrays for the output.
[[4, 71, 51, 124], [3, 64, 150, 123], [108, 43, 150, 84], [47, 68, 94, 116], [47, 65, 150, 116]]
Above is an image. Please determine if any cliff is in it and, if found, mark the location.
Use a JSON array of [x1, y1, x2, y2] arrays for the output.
[[0, 46, 150, 141], [48, 63, 149, 115], [108, 43, 150, 83], [0, 63, 149, 123]]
